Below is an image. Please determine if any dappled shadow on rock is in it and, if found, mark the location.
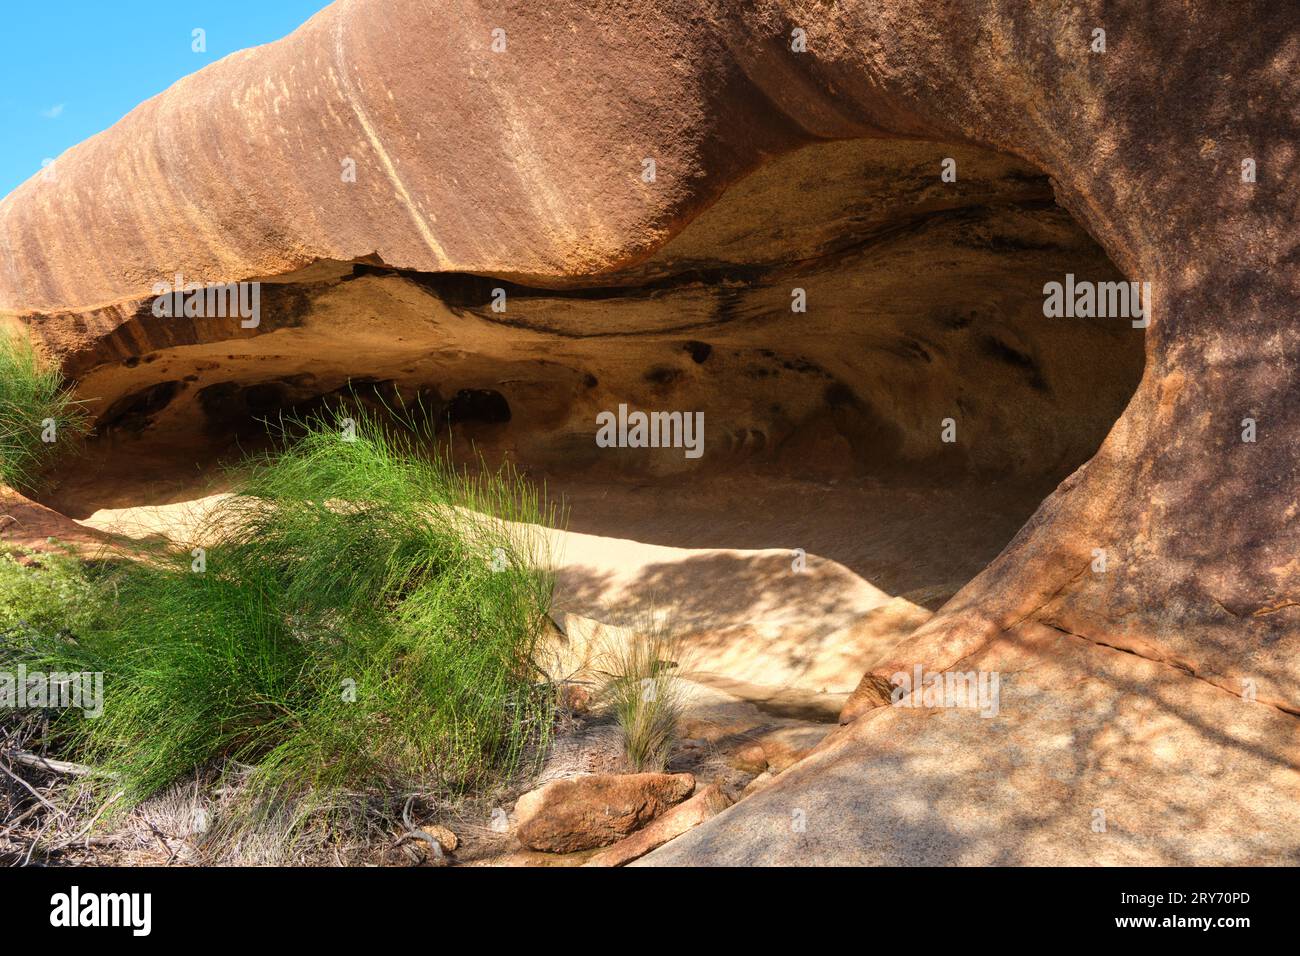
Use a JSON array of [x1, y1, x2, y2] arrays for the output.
[[641, 619, 1300, 866]]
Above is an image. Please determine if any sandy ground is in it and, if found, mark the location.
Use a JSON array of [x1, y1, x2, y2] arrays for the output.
[[30, 465, 1054, 702], [4, 445, 1062, 866]]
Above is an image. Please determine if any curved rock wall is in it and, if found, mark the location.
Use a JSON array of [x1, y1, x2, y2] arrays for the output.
[[2, 0, 1296, 864], [33, 137, 1141, 494]]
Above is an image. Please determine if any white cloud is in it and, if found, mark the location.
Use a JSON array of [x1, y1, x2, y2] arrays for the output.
[[41, 104, 65, 119]]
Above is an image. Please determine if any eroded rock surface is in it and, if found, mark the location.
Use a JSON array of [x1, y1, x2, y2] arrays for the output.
[[584, 785, 732, 867], [644, 622, 1300, 866], [2, 0, 1297, 865], [514, 772, 695, 853]]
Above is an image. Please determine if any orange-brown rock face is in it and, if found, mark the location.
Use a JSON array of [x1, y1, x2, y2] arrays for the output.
[[2, 1, 1297, 864]]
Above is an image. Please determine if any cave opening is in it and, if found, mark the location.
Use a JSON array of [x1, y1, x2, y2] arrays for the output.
[[32, 136, 1145, 701]]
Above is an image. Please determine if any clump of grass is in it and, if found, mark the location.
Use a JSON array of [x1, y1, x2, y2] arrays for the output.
[[0, 331, 86, 492], [0, 547, 102, 640], [9, 410, 557, 859], [595, 612, 685, 772]]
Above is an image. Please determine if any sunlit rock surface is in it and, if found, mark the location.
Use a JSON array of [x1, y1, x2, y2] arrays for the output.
[[1, 0, 1296, 865]]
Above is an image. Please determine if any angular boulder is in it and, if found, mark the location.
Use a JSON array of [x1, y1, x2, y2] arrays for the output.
[[514, 772, 695, 853], [584, 785, 731, 867]]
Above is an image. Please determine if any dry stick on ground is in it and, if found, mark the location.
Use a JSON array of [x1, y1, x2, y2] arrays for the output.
[[0, 759, 62, 815], [1, 802, 42, 834], [144, 819, 177, 865], [51, 789, 124, 852], [20, 817, 56, 867], [395, 794, 445, 863], [11, 751, 96, 777]]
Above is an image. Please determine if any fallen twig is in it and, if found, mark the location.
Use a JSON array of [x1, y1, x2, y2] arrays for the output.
[[396, 793, 445, 863], [21, 817, 54, 867], [145, 819, 177, 865], [10, 751, 96, 777], [0, 759, 61, 814], [54, 789, 124, 850], [0, 801, 42, 838]]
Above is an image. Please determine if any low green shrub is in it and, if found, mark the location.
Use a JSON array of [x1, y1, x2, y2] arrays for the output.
[[0, 332, 86, 492], [595, 612, 685, 772], [5, 411, 557, 856]]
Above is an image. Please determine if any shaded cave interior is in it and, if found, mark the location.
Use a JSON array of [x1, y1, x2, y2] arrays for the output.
[[32, 137, 1145, 622]]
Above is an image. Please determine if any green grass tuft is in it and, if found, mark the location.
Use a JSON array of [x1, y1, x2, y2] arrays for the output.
[[0, 331, 87, 492], [595, 611, 685, 772], [3, 411, 558, 857]]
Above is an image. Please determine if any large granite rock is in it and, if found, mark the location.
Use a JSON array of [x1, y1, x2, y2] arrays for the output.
[[1, 1, 1296, 864], [514, 772, 695, 853]]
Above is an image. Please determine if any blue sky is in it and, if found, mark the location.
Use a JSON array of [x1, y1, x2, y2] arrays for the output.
[[0, 1, 332, 199]]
